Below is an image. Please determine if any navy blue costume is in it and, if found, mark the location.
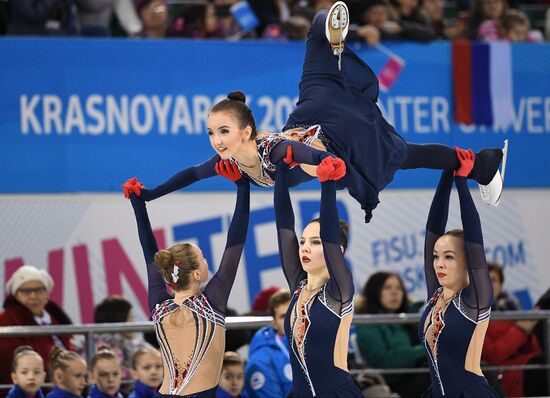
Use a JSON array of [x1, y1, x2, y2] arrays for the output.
[[129, 381, 158, 398], [244, 326, 292, 398], [87, 386, 123, 398], [129, 175, 249, 398], [46, 388, 82, 398], [136, 10, 501, 223], [418, 171, 499, 397], [274, 162, 362, 398], [7, 385, 45, 398]]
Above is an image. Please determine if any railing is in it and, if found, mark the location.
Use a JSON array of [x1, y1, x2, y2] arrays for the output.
[[1, 311, 549, 393]]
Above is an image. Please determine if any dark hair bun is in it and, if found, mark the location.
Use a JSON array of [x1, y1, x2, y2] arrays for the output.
[[227, 91, 246, 103]]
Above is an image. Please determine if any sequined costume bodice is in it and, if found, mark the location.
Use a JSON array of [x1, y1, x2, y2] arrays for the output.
[[418, 172, 497, 398], [274, 164, 361, 397], [128, 179, 249, 396]]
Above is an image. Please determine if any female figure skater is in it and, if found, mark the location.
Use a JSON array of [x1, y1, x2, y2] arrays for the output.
[[122, 159, 250, 398], [419, 148, 499, 397], [272, 149, 362, 397], [128, 2, 507, 223]]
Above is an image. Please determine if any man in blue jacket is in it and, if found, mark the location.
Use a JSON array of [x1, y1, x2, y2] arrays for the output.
[[244, 289, 292, 398]]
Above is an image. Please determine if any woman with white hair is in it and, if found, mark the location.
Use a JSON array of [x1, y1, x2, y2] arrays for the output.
[[0, 265, 73, 389]]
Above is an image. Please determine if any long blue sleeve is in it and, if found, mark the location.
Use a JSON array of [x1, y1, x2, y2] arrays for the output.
[[203, 179, 250, 316], [320, 180, 354, 313], [424, 170, 454, 299], [455, 177, 493, 319], [140, 155, 219, 201], [129, 194, 171, 313], [269, 140, 332, 166], [274, 162, 306, 292]]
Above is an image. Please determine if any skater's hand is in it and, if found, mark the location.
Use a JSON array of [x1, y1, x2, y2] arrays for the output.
[[122, 177, 144, 199], [215, 159, 243, 182], [317, 157, 346, 182], [454, 147, 475, 177], [283, 146, 300, 167]]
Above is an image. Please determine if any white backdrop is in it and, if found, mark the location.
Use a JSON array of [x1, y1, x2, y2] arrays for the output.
[[1, 188, 548, 323]]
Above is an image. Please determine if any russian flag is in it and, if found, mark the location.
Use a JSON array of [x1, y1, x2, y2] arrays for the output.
[[452, 40, 514, 129]]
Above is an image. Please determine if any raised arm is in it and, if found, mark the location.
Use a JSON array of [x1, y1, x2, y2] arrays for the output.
[[138, 155, 220, 201], [274, 160, 306, 292], [455, 175, 492, 318], [454, 148, 492, 321], [424, 170, 454, 299], [128, 192, 171, 312], [320, 179, 354, 314], [203, 161, 250, 316]]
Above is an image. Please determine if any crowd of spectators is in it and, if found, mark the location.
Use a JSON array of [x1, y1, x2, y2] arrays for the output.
[[0, 0, 548, 42]]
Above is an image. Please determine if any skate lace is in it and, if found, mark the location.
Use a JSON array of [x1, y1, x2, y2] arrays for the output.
[[479, 184, 491, 200]]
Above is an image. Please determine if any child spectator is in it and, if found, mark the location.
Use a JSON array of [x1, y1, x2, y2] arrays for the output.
[[500, 9, 544, 42], [216, 352, 246, 398], [91, 295, 153, 379], [88, 346, 123, 398], [244, 289, 292, 398], [129, 348, 163, 398], [8, 346, 46, 398], [47, 347, 87, 398], [469, 0, 508, 39]]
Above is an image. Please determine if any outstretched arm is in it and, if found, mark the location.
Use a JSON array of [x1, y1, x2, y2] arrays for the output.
[[129, 193, 171, 312], [269, 140, 332, 166], [274, 161, 306, 292], [424, 170, 454, 299], [203, 161, 250, 316], [138, 155, 220, 201]]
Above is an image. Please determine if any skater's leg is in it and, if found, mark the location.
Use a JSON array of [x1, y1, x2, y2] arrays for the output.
[[402, 143, 503, 185]]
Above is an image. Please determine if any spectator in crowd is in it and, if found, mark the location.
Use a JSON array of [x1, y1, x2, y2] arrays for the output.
[[46, 347, 87, 398], [500, 9, 544, 42], [8, 346, 46, 398], [212, 0, 245, 38], [7, 0, 73, 35], [136, 0, 168, 38], [483, 263, 545, 397], [355, 271, 429, 398], [244, 289, 292, 398], [355, 0, 437, 45], [250, 286, 281, 315], [73, 0, 141, 36], [468, 0, 508, 39], [248, 0, 290, 37], [90, 295, 153, 379], [216, 352, 246, 398], [489, 262, 522, 311], [129, 348, 163, 398], [0, 265, 74, 390], [419, 0, 466, 38], [87, 346, 124, 398]]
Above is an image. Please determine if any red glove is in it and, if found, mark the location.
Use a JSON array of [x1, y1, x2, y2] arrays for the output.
[[283, 146, 300, 167], [454, 147, 475, 177], [122, 177, 144, 199], [316, 157, 346, 182], [215, 160, 243, 182]]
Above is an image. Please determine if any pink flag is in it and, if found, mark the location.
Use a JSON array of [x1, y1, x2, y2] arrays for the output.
[[378, 55, 404, 92]]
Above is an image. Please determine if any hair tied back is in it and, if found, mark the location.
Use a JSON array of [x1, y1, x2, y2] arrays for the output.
[[227, 90, 246, 103]]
